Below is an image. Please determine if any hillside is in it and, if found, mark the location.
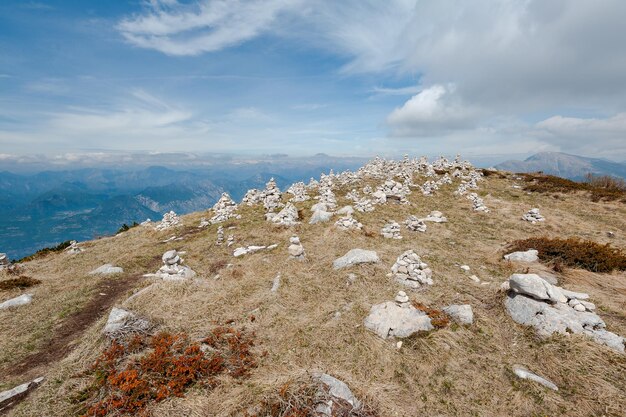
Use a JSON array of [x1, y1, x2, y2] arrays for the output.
[[496, 152, 626, 180], [1, 156, 626, 417]]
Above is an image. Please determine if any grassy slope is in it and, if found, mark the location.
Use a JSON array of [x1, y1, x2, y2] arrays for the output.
[[1, 173, 625, 416]]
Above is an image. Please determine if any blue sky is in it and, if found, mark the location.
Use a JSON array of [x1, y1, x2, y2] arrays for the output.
[[2, 0, 626, 163]]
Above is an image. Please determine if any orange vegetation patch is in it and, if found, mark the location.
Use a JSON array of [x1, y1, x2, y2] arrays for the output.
[[79, 327, 257, 416], [411, 302, 450, 328]]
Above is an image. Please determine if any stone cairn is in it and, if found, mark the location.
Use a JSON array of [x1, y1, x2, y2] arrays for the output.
[[422, 211, 447, 223], [376, 180, 409, 203], [421, 180, 439, 196], [522, 208, 545, 223], [388, 250, 433, 288], [467, 193, 489, 212], [155, 211, 181, 231], [381, 221, 402, 239], [318, 189, 338, 211], [286, 182, 309, 202], [241, 189, 262, 206], [0, 253, 8, 270], [266, 202, 300, 226], [288, 236, 305, 259], [395, 290, 410, 308], [198, 217, 209, 228], [354, 197, 374, 212], [262, 178, 284, 212], [209, 193, 240, 224], [335, 215, 363, 231], [227, 235, 235, 247], [65, 240, 84, 254], [404, 215, 427, 232], [216, 226, 224, 245], [151, 250, 196, 280]]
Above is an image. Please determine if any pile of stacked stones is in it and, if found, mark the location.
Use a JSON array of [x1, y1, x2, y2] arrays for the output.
[[318, 189, 338, 211], [287, 236, 305, 259], [354, 197, 374, 212], [155, 211, 181, 231], [522, 208, 545, 223], [216, 226, 224, 245], [381, 221, 402, 239], [404, 215, 427, 232], [467, 193, 489, 212], [0, 253, 8, 270], [422, 211, 447, 223], [376, 180, 410, 203], [262, 178, 284, 212], [266, 202, 300, 226], [286, 182, 309, 202], [363, 290, 433, 339], [151, 250, 196, 280], [226, 235, 235, 246], [198, 217, 209, 228], [421, 180, 439, 196], [335, 213, 363, 230], [241, 189, 262, 205], [388, 250, 433, 288], [209, 193, 240, 224], [345, 189, 360, 202], [65, 240, 84, 254]]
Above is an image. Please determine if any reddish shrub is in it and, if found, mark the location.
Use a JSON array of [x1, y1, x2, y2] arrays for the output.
[[411, 302, 450, 328], [81, 328, 256, 416]]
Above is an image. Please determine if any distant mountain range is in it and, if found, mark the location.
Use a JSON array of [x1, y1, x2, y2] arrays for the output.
[[0, 157, 367, 259], [496, 152, 626, 180]]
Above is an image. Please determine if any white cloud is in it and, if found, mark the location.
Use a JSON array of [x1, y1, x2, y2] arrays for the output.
[[117, 0, 302, 56], [387, 84, 481, 136]]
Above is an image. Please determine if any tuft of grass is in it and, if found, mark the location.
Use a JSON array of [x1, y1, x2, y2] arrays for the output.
[[13, 240, 73, 263], [507, 237, 626, 273], [0, 276, 42, 291], [78, 327, 257, 416]]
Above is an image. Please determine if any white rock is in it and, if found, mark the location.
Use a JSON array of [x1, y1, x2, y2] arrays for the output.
[[460, 265, 470, 272], [89, 264, 124, 275], [504, 249, 539, 263], [103, 307, 150, 337], [270, 274, 281, 293], [0, 294, 33, 310], [333, 249, 380, 269], [364, 301, 433, 339], [443, 304, 474, 325], [310, 209, 333, 224], [0, 377, 45, 409], [512, 366, 558, 391], [508, 274, 567, 303]]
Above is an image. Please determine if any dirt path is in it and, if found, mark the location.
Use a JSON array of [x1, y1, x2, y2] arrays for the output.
[[3, 273, 144, 379]]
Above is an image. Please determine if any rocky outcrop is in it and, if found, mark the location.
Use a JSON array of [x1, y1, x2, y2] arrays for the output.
[[504, 274, 625, 353], [155, 211, 181, 231]]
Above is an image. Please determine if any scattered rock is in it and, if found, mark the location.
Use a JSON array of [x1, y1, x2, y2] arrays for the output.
[[333, 249, 380, 269], [0, 294, 33, 310], [388, 250, 433, 288], [89, 264, 124, 275], [313, 373, 362, 416], [443, 304, 474, 325], [270, 274, 281, 293], [64, 240, 84, 254], [233, 244, 278, 257], [522, 208, 545, 223], [364, 291, 434, 339], [103, 307, 150, 339], [334, 216, 363, 231], [0, 377, 45, 412], [422, 211, 447, 223], [460, 265, 471, 272], [512, 365, 558, 391], [504, 249, 539, 263]]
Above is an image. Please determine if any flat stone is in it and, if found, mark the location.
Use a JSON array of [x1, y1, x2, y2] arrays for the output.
[[513, 366, 558, 391], [504, 249, 539, 263], [89, 264, 124, 275], [364, 301, 433, 339], [443, 304, 474, 325], [0, 294, 33, 310], [0, 377, 45, 410], [333, 249, 380, 269], [314, 373, 361, 410]]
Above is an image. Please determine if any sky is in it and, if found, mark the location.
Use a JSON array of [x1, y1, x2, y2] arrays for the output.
[[1, 0, 626, 164]]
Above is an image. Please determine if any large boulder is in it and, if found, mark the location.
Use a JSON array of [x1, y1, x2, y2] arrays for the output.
[[333, 249, 379, 269], [508, 274, 566, 303]]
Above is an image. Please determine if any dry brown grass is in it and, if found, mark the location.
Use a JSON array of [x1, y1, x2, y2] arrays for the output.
[[521, 172, 626, 202], [2, 171, 626, 417]]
